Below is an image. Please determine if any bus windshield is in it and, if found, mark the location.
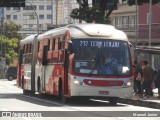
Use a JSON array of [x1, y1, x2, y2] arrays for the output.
[[72, 39, 131, 76]]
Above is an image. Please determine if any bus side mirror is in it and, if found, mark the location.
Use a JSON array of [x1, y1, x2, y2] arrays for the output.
[[42, 46, 48, 65], [68, 41, 74, 54]]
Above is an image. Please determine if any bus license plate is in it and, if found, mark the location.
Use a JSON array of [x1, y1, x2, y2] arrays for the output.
[[99, 91, 109, 95]]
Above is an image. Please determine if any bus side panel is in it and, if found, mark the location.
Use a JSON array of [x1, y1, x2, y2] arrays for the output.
[[44, 65, 63, 95]]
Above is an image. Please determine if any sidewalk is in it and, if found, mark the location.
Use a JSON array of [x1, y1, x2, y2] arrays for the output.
[[119, 88, 160, 109]]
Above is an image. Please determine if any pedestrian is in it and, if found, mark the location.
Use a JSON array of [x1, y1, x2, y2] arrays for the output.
[[133, 60, 143, 94], [142, 60, 154, 98], [154, 68, 160, 98]]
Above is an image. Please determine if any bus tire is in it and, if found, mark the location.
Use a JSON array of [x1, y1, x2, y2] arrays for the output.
[[23, 89, 35, 95], [58, 79, 69, 103], [108, 97, 118, 105], [23, 89, 29, 95], [37, 78, 41, 93], [21, 76, 24, 89], [58, 79, 62, 98], [30, 90, 35, 95], [37, 78, 43, 97], [8, 76, 14, 81]]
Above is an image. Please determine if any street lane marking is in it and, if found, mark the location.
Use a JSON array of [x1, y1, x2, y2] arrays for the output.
[[20, 94, 66, 106], [1, 108, 9, 111], [22, 117, 32, 120]]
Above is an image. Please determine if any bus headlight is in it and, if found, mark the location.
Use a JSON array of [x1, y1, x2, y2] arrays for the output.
[[73, 80, 83, 85], [124, 82, 132, 87], [74, 80, 79, 85], [126, 82, 132, 87]]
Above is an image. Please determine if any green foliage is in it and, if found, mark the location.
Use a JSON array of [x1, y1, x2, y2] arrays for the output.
[[71, 0, 160, 23], [0, 36, 18, 64], [71, 0, 118, 24], [1, 21, 22, 39], [0, 21, 21, 65]]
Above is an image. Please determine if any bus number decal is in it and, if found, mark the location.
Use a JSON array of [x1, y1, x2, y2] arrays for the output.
[[79, 41, 120, 48], [80, 41, 88, 46]]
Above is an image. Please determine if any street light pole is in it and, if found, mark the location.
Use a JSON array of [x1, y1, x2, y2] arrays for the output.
[[56, 0, 59, 27], [149, 0, 152, 47], [51, 0, 54, 26], [12, 1, 39, 35], [135, 0, 138, 48], [16, 0, 39, 93], [79, 0, 82, 23], [27, 2, 39, 35], [134, 0, 138, 61], [25, 1, 39, 94]]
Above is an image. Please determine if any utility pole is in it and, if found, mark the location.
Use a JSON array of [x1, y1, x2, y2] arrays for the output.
[[134, 0, 138, 61], [149, 0, 152, 47], [135, 0, 138, 48], [79, 0, 82, 23], [56, 0, 59, 27], [0, 15, 4, 78], [51, 0, 54, 26]]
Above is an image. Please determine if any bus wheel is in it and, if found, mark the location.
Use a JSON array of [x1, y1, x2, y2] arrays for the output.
[[23, 89, 29, 95], [37, 78, 41, 93], [58, 79, 69, 103], [61, 95, 69, 103], [8, 76, 14, 81], [108, 98, 118, 105], [23, 89, 35, 95], [37, 78, 43, 97], [30, 90, 35, 95]]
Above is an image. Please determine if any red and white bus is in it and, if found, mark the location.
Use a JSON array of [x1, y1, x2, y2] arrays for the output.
[[17, 24, 134, 104]]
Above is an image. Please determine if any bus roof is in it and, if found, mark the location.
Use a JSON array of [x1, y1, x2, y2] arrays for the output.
[[20, 34, 37, 44], [20, 24, 128, 44], [68, 24, 127, 40]]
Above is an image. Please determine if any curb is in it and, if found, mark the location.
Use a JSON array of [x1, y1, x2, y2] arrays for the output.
[[118, 98, 160, 109]]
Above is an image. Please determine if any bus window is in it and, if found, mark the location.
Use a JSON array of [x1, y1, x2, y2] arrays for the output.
[[27, 44, 30, 53], [58, 38, 62, 50], [52, 38, 55, 51], [38, 41, 40, 52], [72, 39, 131, 76], [42, 45, 48, 65], [47, 39, 50, 51], [23, 45, 25, 54], [30, 43, 32, 53], [55, 38, 58, 50], [26, 44, 28, 53]]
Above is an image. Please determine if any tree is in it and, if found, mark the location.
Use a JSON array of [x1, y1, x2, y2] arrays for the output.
[[70, 0, 160, 24], [70, 0, 118, 24], [0, 21, 22, 65], [2, 21, 22, 39], [0, 36, 18, 64]]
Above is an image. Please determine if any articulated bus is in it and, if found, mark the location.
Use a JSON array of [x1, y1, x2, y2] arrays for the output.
[[17, 24, 134, 104]]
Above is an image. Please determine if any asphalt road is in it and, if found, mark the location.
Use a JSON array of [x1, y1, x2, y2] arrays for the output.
[[0, 79, 159, 120]]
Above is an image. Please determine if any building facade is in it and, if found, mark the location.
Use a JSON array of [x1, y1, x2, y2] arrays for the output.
[[1, 0, 79, 36], [138, 2, 160, 45], [110, 1, 160, 46]]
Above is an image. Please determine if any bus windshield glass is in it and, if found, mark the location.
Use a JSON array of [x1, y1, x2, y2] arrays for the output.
[[72, 39, 131, 76]]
